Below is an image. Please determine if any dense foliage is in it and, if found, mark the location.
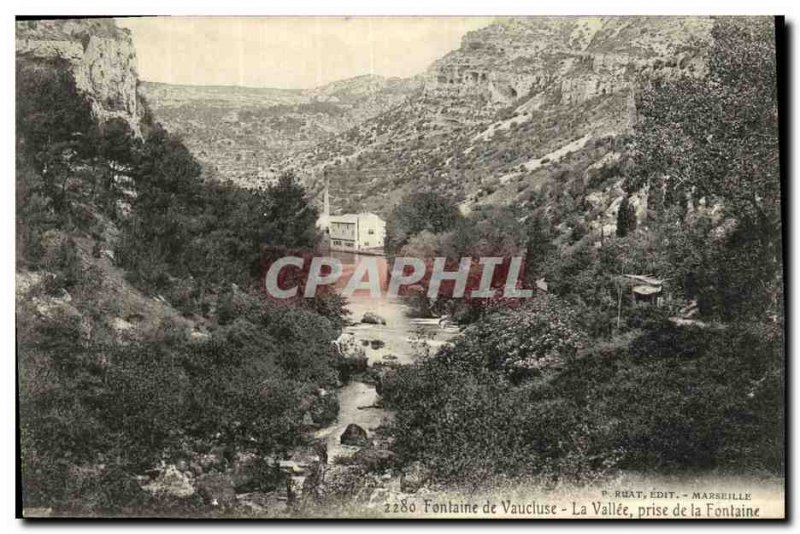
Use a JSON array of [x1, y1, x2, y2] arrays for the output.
[[384, 309, 782, 483], [380, 16, 783, 486], [16, 56, 345, 513], [627, 17, 781, 321], [16, 16, 784, 513], [385, 191, 462, 254]]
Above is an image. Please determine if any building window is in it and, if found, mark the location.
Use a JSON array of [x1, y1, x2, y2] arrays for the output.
[[368, 229, 375, 235]]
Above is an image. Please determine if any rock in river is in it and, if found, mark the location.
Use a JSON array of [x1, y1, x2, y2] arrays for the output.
[[361, 312, 387, 325], [340, 423, 369, 446]]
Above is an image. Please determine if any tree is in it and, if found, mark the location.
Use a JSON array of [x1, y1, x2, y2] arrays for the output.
[[16, 57, 99, 213], [117, 125, 202, 287], [16, 57, 98, 170], [615, 194, 636, 237], [455, 296, 585, 379], [386, 191, 461, 253], [626, 17, 781, 320], [629, 17, 779, 224], [260, 172, 320, 251], [524, 212, 555, 281]]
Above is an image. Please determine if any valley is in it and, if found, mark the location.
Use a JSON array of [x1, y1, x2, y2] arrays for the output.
[[141, 75, 420, 185], [143, 17, 710, 235], [15, 16, 784, 519]]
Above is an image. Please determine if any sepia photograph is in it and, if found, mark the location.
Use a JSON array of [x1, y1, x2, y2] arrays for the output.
[[13, 12, 785, 520]]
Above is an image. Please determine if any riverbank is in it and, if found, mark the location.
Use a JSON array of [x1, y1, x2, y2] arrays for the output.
[[312, 293, 459, 461]]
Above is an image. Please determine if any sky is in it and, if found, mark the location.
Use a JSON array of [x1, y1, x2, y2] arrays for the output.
[[116, 16, 494, 89]]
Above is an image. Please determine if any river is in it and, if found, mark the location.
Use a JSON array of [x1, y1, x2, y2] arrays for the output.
[[312, 251, 459, 462]]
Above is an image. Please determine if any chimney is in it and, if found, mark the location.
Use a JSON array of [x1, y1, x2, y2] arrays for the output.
[[323, 177, 331, 217]]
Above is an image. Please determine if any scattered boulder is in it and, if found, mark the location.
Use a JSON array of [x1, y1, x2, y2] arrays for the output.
[[190, 329, 211, 342], [195, 472, 236, 507], [400, 461, 429, 493], [197, 446, 226, 471], [111, 317, 134, 332], [352, 447, 396, 471], [141, 464, 195, 499], [370, 339, 386, 350], [361, 312, 387, 325], [278, 459, 307, 475], [340, 423, 369, 446], [333, 332, 365, 358], [231, 452, 261, 492]]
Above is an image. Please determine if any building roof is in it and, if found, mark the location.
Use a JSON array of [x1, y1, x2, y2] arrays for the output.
[[328, 214, 360, 224], [633, 285, 662, 296], [623, 274, 663, 286], [327, 212, 385, 224]]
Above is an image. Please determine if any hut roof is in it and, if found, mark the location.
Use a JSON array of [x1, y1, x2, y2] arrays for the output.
[[633, 285, 662, 296], [623, 274, 663, 286]]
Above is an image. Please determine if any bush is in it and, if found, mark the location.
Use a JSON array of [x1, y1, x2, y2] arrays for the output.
[[629, 321, 709, 360], [449, 296, 585, 380], [381, 297, 596, 481], [309, 393, 340, 426], [16, 46, 346, 515], [382, 306, 783, 484]]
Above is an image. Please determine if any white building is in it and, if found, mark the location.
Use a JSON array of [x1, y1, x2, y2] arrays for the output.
[[317, 182, 386, 252]]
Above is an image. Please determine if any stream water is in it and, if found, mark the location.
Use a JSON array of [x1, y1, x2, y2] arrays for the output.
[[312, 252, 459, 463]]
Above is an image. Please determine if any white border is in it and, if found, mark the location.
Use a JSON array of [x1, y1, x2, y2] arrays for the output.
[[2, 1, 797, 533]]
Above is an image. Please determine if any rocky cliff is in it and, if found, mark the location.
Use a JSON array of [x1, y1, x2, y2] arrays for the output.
[[424, 17, 711, 108], [16, 18, 145, 136], [278, 17, 713, 226]]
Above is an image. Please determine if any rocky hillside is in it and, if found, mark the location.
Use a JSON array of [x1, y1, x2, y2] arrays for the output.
[[16, 18, 146, 136], [138, 17, 713, 232], [141, 75, 420, 185], [286, 17, 712, 226], [423, 17, 710, 107], [15, 18, 204, 350]]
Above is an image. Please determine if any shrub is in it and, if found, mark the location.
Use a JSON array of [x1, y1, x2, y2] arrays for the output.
[[382, 305, 783, 484], [309, 393, 340, 426]]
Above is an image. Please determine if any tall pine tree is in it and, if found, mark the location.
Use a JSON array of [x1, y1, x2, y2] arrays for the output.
[[616, 194, 636, 237]]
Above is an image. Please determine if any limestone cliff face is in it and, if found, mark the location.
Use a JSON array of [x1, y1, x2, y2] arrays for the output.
[[16, 18, 144, 136], [285, 17, 719, 219], [424, 17, 712, 109]]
